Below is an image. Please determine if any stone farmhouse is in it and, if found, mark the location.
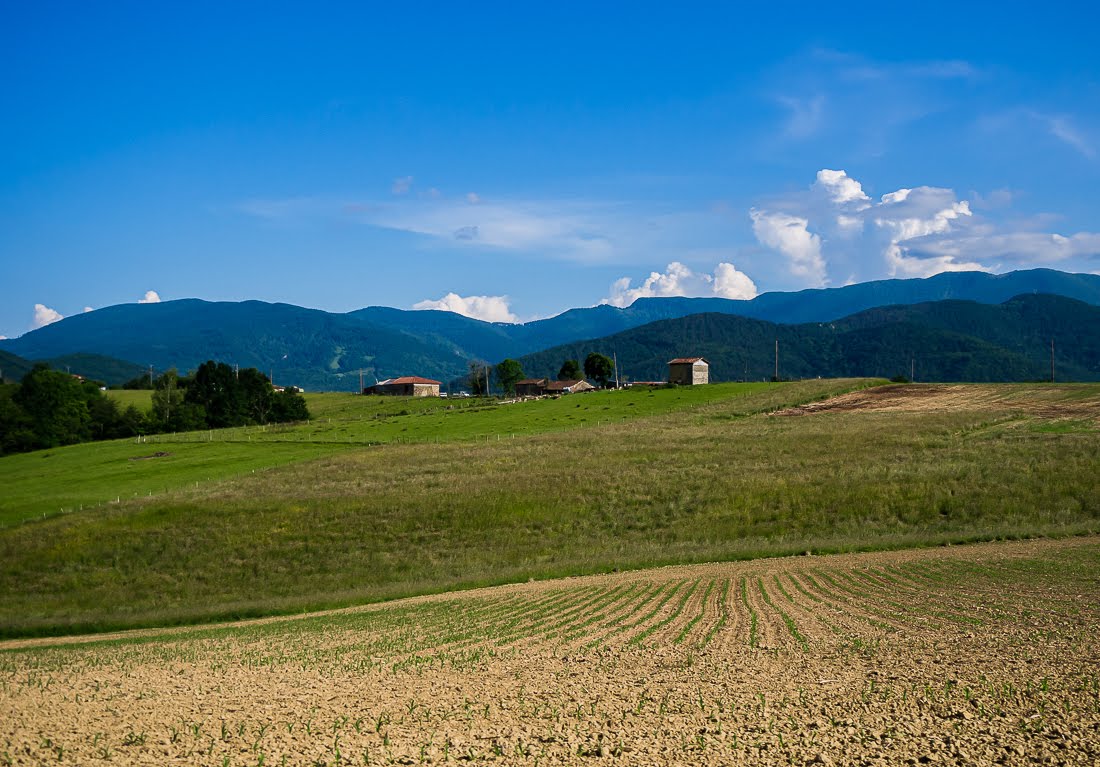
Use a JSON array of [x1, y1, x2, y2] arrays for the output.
[[546, 379, 596, 394], [367, 376, 441, 397], [513, 378, 597, 396], [668, 357, 709, 385]]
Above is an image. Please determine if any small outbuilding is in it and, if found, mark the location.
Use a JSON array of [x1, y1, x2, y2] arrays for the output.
[[545, 379, 596, 395], [514, 378, 549, 397], [668, 357, 709, 386], [367, 376, 441, 397]]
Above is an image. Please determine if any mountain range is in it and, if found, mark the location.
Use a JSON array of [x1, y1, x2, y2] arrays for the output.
[[2, 268, 1098, 389]]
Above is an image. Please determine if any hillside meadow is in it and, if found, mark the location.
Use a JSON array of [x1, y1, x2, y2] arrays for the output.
[[9, 382, 793, 526], [1, 380, 1098, 638]]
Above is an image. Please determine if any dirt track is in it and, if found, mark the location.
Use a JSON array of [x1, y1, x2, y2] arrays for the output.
[[3, 537, 1098, 765]]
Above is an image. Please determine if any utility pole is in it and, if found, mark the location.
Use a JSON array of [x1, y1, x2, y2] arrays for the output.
[[774, 339, 779, 382], [235, 363, 239, 381], [359, 369, 364, 394], [1051, 338, 1055, 383], [911, 355, 915, 383], [149, 365, 154, 387], [614, 352, 619, 389]]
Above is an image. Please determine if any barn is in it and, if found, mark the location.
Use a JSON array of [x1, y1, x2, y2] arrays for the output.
[[545, 379, 596, 394], [514, 378, 550, 397], [367, 376, 441, 397], [668, 357, 709, 386]]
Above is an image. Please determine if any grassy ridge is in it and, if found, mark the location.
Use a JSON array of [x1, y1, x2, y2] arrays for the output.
[[1, 380, 1098, 638], [5, 383, 780, 526]]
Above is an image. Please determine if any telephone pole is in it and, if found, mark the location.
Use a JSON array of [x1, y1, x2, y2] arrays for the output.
[[1051, 338, 1055, 383], [613, 352, 619, 389], [774, 338, 779, 382], [910, 355, 915, 383]]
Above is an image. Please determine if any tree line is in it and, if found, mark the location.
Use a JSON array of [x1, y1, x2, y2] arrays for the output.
[[0, 360, 309, 456], [468, 352, 616, 395]]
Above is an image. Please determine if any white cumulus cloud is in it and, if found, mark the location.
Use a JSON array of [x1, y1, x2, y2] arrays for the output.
[[604, 261, 758, 308], [749, 210, 827, 286], [752, 170, 998, 283], [412, 293, 519, 323], [815, 169, 870, 207], [32, 304, 64, 329], [138, 290, 161, 304]]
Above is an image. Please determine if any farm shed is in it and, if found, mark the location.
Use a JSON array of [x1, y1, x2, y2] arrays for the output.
[[514, 378, 549, 397], [668, 357, 709, 386], [367, 376, 441, 397], [545, 379, 596, 395]]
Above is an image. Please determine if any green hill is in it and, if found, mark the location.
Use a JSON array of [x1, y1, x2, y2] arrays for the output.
[[0, 349, 146, 386], [515, 294, 1100, 383]]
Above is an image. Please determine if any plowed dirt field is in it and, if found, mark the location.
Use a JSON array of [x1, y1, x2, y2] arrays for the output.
[[3, 537, 1098, 765]]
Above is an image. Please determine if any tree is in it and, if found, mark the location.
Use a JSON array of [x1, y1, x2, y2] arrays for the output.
[[237, 367, 274, 424], [271, 389, 310, 422], [583, 352, 615, 388], [185, 361, 242, 428], [467, 360, 490, 396], [13, 364, 91, 448], [558, 359, 581, 380], [152, 369, 185, 427], [494, 359, 524, 395]]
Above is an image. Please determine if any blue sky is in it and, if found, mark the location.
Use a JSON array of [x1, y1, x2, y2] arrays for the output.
[[2, 2, 1099, 336]]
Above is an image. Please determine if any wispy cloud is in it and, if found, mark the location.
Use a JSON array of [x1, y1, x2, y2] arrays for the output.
[[391, 175, 414, 195], [978, 109, 1096, 160], [764, 49, 981, 154], [345, 196, 622, 263]]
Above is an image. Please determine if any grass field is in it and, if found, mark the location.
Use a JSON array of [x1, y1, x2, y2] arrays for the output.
[[2, 538, 1097, 765], [0, 381, 847, 527], [1, 380, 1098, 638], [104, 389, 153, 409]]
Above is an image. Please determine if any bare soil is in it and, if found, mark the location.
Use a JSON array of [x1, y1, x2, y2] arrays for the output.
[[771, 383, 1100, 420], [2, 537, 1098, 765]]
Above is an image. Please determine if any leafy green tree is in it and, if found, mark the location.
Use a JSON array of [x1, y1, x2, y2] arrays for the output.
[[558, 359, 581, 380], [13, 364, 91, 448], [152, 369, 186, 428], [185, 361, 242, 428], [583, 352, 615, 388], [120, 404, 151, 436], [0, 384, 36, 455], [86, 391, 126, 440], [271, 389, 310, 422], [237, 367, 274, 424], [467, 360, 490, 396], [494, 359, 524, 395]]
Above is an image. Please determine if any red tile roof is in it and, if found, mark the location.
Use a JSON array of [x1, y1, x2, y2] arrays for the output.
[[545, 379, 584, 390], [386, 376, 441, 385]]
